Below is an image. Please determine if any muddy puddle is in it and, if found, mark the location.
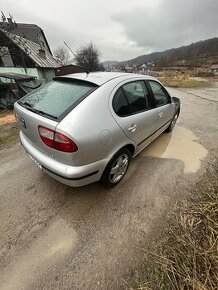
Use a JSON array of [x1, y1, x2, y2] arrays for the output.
[[140, 126, 208, 173], [0, 219, 78, 290]]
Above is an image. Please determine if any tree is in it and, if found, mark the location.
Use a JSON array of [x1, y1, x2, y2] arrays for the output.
[[53, 46, 71, 66], [74, 43, 101, 71]]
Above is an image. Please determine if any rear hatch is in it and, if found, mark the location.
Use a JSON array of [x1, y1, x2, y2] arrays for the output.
[[15, 78, 98, 164]]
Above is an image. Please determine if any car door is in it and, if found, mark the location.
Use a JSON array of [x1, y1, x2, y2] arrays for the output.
[[111, 80, 158, 150], [146, 80, 175, 131]]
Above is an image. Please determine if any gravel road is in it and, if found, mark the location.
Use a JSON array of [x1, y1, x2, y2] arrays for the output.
[[0, 86, 217, 290]]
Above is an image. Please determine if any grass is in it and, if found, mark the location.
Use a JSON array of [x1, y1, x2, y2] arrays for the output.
[[128, 164, 218, 290], [159, 77, 210, 88]]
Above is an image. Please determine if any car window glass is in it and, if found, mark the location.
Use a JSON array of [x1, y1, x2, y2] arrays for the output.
[[148, 81, 169, 107], [19, 80, 97, 118], [122, 81, 151, 114], [112, 87, 130, 116]]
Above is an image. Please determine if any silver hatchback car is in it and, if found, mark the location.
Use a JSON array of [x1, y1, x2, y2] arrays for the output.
[[14, 72, 180, 187]]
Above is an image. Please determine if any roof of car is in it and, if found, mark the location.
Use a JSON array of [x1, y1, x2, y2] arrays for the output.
[[56, 72, 153, 86]]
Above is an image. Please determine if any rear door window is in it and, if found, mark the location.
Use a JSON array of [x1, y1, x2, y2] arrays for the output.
[[113, 80, 153, 117], [122, 81, 152, 114], [18, 79, 98, 120]]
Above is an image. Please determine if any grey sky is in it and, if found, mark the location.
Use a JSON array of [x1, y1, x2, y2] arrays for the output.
[[1, 0, 218, 61]]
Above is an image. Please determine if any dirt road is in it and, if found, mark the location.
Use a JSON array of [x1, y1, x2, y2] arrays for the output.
[[0, 87, 217, 290]]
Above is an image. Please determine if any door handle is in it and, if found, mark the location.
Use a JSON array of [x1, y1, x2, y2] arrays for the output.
[[128, 124, 137, 132], [158, 112, 163, 118]]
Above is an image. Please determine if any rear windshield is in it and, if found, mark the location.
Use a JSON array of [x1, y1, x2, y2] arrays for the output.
[[18, 79, 98, 120]]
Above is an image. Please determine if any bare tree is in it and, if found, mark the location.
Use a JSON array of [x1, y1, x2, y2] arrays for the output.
[[53, 46, 71, 66], [74, 43, 101, 71]]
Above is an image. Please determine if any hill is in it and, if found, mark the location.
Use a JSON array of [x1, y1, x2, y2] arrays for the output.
[[102, 60, 119, 69], [116, 38, 218, 68]]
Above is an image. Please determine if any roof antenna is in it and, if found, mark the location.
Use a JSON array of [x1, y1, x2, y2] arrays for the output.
[[85, 70, 90, 78], [64, 41, 77, 57]]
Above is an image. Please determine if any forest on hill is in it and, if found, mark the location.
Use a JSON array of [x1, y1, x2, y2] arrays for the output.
[[118, 37, 218, 68]]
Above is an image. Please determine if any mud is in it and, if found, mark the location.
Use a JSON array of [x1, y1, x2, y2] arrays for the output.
[[0, 220, 78, 290]]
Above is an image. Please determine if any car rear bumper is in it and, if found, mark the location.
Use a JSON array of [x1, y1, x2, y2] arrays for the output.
[[20, 131, 108, 187]]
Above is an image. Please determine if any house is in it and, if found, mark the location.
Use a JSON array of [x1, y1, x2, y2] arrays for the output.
[[0, 20, 52, 54], [211, 64, 218, 73], [0, 19, 60, 82]]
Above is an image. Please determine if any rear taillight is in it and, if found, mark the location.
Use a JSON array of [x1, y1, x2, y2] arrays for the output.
[[38, 126, 78, 152], [38, 126, 54, 147]]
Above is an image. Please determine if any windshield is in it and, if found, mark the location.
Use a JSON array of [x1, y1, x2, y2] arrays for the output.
[[18, 79, 98, 120]]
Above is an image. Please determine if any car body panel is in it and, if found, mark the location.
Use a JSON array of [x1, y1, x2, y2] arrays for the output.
[[55, 84, 136, 166], [14, 103, 82, 166], [145, 79, 176, 130], [15, 103, 58, 157], [56, 72, 151, 86], [155, 103, 175, 130], [108, 78, 159, 152], [14, 72, 180, 187], [19, 131, 107, 186]]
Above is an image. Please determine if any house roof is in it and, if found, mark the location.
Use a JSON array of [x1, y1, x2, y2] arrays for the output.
[[1, 29, 60, 68], [0, 72, 35, 81], [0, 22, 52, 54]]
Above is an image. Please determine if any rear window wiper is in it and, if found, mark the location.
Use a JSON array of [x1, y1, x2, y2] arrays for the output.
[[20, 102, 58, 119], [21, 101, 33, 108]]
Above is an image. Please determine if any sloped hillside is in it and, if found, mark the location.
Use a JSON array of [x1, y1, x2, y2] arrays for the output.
[[118, 37, 218, 67]]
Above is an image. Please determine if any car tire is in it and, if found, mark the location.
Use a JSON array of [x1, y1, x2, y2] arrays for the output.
[[100, 148, 132, 187], [165, 111, 179, 133]]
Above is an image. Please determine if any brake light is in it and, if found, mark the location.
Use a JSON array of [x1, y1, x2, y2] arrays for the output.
[[38, 126, 78, 152]]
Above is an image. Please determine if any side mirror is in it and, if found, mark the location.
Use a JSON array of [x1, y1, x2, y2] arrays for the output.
[[172, 96, 180, 105]]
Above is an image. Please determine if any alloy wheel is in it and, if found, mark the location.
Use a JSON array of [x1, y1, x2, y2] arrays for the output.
[[109, 154, 129, 184]]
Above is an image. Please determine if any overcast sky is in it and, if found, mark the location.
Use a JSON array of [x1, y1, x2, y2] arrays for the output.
[[1, 0, 218, 61]]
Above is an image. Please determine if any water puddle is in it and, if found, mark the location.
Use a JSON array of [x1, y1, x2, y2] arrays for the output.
[[140, 126, 208, 173], [0, 219, 78, 290]]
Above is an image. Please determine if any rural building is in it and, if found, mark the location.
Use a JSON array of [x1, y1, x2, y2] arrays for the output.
[[0, 19, 60, 82], [211, 64, 218, 73]]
